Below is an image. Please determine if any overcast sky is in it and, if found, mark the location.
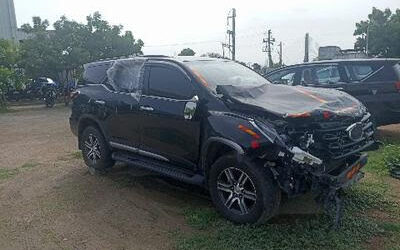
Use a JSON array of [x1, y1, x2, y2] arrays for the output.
[[13, 0, 399, 65]]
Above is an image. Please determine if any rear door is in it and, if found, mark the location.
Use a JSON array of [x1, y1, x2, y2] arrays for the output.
[[138, 62, 201, 169], [105, 61, 144, 148]]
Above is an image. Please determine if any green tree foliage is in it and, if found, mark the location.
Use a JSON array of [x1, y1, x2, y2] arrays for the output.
[[178, 48, 196, 56], [354, 7, 400, 57], [0, 40, 24, 107], [252, 63, 261, 72], [19, 12, 144, 81]]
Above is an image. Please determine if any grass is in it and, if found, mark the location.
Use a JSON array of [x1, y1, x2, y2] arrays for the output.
[[70, 151, 83, 160], [0, 168, 20, 180], [0, 162, 41, 181], [20, 162, 40, 169], [175, 141, 400, 250]]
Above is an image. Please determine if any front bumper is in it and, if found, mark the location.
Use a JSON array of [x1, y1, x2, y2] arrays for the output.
[[311, 153, 368, 228], [313, 153, 368, 190]]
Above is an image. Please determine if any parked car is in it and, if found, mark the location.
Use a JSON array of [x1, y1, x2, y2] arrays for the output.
[[264, 59, 400, 126], [70, 56, 375, 225]]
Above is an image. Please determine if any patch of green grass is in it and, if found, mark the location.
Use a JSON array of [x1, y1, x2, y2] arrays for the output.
[[175, 141, 400, 250], [380, 222, 400, 233], [70, 151, 83, 160], [20, 162, 40, 169], [365, 140, 400, 177], [0, 168, 19, 180]]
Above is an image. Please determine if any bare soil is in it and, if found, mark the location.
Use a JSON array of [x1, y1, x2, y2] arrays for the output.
[[0, 105, 204, 250], [1, 104, 399, 249]]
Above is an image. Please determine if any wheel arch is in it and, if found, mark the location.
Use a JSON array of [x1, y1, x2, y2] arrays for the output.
[[77, 116, 108, 150], [201, 137, 244, 177]]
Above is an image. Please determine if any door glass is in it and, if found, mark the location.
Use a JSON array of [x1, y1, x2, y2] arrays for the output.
[[345, 65, 374, 82], [107, 59, 146, 94], [301, 65, 340, 85], [268, 70, 296, 85], [148, 66, 193, 99]]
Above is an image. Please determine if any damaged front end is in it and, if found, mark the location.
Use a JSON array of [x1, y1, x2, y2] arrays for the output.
[[253, 111, 375, 228], [216, 84, 377, 227]]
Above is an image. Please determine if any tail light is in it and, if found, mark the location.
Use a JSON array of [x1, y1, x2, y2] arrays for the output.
[[70, 90, 80, 100], [395, 82, 400, 92]]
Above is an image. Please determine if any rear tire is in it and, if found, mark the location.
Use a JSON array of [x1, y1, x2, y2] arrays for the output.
[[80, 126, 114, 175], [209, 154, 281, 224]]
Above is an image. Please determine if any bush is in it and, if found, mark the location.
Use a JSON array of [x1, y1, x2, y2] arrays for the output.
[[383, 144, 400, 171]]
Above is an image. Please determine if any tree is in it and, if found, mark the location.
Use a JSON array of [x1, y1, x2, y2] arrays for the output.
[[0, 40, 24, 107], [178, 48, 195, 56], [19, 12, 144, 83], [354, 7, 400, 57], [252, 63, 261, 72]]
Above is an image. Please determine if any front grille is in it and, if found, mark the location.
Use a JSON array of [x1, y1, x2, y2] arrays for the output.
[[314, 113, 375, 159]]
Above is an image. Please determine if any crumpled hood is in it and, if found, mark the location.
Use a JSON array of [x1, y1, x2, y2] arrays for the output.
[[216, 84, 364, 118]]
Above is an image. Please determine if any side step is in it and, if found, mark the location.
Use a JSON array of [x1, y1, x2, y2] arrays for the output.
[[112, 152, 205, 186]]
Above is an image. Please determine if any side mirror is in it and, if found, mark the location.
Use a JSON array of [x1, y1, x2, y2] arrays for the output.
[[184, 95, 199, 120]]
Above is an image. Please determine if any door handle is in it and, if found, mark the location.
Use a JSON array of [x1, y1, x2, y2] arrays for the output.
[[140, 106, 154, 112]]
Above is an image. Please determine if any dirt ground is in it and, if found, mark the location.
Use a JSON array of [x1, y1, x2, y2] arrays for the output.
[[0, 105, 399, 250], [0, 105, 206, 250]]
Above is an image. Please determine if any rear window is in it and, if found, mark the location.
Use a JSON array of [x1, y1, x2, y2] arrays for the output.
[[345, 65, 374, 81], [344, 61, 399, 82]]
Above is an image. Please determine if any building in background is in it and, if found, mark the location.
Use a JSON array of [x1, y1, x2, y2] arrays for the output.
[[318, 46, 368, 60], [0, 0, 29, 42], [0, 0, 18, 41]]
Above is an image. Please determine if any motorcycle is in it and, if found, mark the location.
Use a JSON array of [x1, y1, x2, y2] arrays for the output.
[[43, 83, 57, 108]]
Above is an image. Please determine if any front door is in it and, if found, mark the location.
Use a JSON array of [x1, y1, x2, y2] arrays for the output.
[[138, 63, 201, 169]]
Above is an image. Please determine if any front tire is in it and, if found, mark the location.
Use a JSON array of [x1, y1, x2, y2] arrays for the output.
[[80, 126, 114, 174], [209, 154, 281, 224]]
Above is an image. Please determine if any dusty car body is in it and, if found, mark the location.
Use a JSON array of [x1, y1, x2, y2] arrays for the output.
[[70, 56, 376, 226]]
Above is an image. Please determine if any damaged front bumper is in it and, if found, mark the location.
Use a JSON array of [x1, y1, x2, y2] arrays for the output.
[[311, 153, 368, 228], [312, 153, 367, 191]]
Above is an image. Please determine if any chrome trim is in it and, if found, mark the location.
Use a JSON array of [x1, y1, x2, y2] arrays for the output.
[[109, 141, 169, 162]]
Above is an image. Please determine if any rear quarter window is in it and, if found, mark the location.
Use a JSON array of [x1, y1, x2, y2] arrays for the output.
[[344, 62, 399, 82]]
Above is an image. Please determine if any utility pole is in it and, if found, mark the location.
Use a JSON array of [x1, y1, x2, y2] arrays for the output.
[[225, 8, 236, 60], [366, 23, 370, 55], [278, 42, 283, 66], [304, 33, 309, 63], [262, 29, 275, 67]]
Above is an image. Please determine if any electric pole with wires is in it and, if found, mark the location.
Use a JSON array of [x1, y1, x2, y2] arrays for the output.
[[223, 8, 236, 60], [278, 41, 283, 66], [262, 29, 275, 67]]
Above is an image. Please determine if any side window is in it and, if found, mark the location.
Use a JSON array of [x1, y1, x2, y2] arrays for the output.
[[107, 59, 145, 93], [268, 69, 296, 85], [148, 66, 193, 99], [301, 65, 340, 85], [344, 64, 374, 82]]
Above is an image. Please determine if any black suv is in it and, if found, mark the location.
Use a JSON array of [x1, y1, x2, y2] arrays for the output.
[[70, 56, 375, 225], [265, 59, 400, 126]]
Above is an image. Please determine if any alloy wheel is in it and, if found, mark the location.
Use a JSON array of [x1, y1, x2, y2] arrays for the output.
[[217, 167, 257, 215], [84, 134, 101, 164]]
